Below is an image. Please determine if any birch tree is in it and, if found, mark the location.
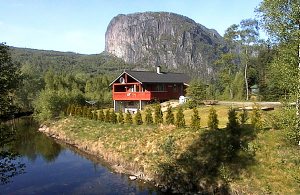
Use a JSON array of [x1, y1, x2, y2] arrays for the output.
[[257, 0, 300, 130]]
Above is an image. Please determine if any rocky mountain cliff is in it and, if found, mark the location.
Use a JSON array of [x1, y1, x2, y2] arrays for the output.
[[105, 12, 225, 78]]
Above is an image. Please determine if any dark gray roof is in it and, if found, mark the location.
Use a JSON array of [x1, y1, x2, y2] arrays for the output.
[[110, 70, 190, 85]]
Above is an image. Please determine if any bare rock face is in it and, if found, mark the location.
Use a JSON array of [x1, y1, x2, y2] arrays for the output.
[[105, 12, 224, 78]]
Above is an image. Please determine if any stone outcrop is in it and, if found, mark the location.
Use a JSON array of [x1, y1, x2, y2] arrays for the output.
[[105, 12, 225, 78]]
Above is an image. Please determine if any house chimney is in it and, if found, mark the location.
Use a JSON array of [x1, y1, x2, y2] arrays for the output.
[[156, 66, 161, 74]]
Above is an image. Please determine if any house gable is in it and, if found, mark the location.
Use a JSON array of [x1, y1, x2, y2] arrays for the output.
[[109, 71, 142, 86]]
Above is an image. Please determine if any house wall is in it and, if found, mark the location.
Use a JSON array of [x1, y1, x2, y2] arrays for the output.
[[114, 100, 147, 113]]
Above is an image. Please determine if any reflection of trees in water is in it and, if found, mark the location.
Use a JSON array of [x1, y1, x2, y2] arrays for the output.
[[11, 118, 63, 163], [0, 124, 25, 185], [0, 118, 63, 184]]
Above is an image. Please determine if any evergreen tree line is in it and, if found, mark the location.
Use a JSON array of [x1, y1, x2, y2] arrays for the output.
[[65, 103, 263, 132]]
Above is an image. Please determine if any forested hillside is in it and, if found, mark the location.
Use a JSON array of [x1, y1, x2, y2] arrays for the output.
[[7, 47, 135, 117], [11, 47, 132, 74]]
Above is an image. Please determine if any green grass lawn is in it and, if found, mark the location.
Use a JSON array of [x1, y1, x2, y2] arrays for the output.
[[50, 105, 299, 194]]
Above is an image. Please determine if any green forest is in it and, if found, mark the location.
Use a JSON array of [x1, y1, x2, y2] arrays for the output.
[[1, 1, 300, 193], [1, 1, 299, 129]]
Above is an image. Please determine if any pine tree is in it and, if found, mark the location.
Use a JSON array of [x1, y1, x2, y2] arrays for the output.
[[165, 103, 175, 125], [134, 110, 143, 125], [110, 110, 118, 124], [87, 107, 92, 119], [82, 106, 88, 117], [175, 106, 185, 128], [118, 109, 124, 124], [226, 107, 241, 155], [97, 109, 104, 122], [105, 109, 110, 122], [154, 103, 163, 124], [191, 107, 201, 129], [239, 106, 248, 126], [208, 107, 219, 130], [76, 106, 82, 116], [145, 108, 153, 125], [125, 111, 133, 124], [251, 103, 263, 130]]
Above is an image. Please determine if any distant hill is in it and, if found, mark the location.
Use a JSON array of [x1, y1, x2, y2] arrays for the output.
[[10, 47, 133, 75], [105, 12, 226, 79]]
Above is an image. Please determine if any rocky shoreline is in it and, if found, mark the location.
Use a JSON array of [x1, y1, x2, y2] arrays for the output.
[[38, 122, 154, 183]]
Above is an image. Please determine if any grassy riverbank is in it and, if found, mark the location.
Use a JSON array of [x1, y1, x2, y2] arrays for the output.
[[43, 105, 300, 194]]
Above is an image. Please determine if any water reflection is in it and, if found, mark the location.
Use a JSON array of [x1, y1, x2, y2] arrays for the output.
[[0, 118, 62, 185], [11, 119, 62, 163], [0, 118, 160, 194], [5, 118, 62, 163], [0, 122, 25, 185]]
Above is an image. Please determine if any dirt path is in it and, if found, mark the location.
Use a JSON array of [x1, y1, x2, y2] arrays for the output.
[[218, 101, 282, 107]]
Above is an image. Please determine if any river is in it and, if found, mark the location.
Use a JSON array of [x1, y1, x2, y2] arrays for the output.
[[0, 117, 161, 194]]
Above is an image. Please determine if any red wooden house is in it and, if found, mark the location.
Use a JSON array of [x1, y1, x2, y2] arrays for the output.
[[110, 67, 190, 113]]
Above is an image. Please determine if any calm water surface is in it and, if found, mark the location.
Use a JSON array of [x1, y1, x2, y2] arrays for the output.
[[0, 118, 160, 194]]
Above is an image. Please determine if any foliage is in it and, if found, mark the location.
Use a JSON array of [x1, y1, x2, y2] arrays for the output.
[[154, 103, 163, 124], [97, 109, 104, 122], [118, 109, 124, 124], [125, 111, 133, 124], [105, 109, 111, 122], [165, 103, 174, 125], [186, 80, 207, 106], [226, 107, 241, 152], [266, 104, 299, 145], [145, 108, 153, 125], [175, 106, 185, 128], [191, 107, 201, 129], [160, 135, 176, 157], [0, 43, 21, 116], [257, 0, 300, 142], [239, 107, 248, 126], [33, 89, 84, 121], [0, 124, 26, 185], [110, 110, 118, 124], [208, 107, 219, 130], [250, 104, 263, 130], [134, 110, 143, 125]]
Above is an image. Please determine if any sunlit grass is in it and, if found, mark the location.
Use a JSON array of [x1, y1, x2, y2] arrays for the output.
[[50, 105, 299, 194]]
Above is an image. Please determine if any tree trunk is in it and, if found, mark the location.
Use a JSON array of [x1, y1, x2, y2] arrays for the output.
[[297, 43, 300, 130], [245, 48, 249, 101]]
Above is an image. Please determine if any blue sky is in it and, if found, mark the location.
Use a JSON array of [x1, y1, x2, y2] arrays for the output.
[[0, 0, 262, 54]]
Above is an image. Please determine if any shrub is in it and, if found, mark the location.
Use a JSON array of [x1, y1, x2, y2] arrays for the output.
[[105, 109, 111, 122], [226, 107, 241, 151], [82, 106, 88, 117], [175, 106, 185, 128], [250, 103, 263, 130], [145, 108, 153, 125], [125, 111, 133, 124], [87, 107, 93, 119], [118, 109, 124, 124], [165, 103, 175, 125], [161, 135, 176, 157], [191, 107, 201, 129], [239, 106, 248, 126], [207, 107, 218, 130], [134, 110, 143, 125], [110, 110, 118, 124], [154, 103, 163, 124], [97, 109, 104, 122], [92, 109, 97, 120]]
